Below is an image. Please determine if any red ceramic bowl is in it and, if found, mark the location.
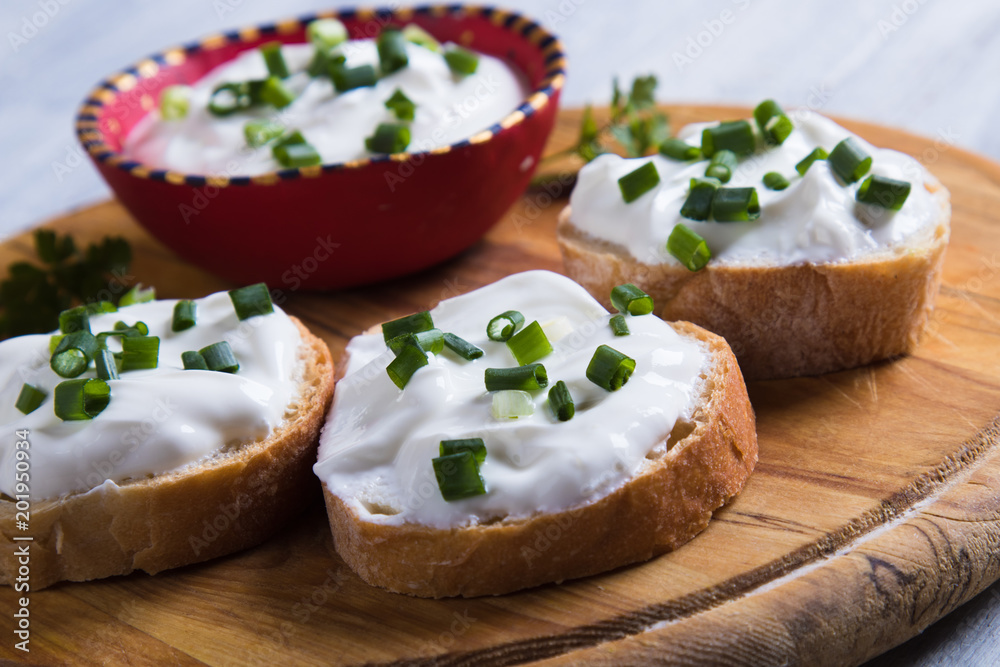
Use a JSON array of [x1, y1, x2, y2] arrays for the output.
[[75, 5, 565, 290]]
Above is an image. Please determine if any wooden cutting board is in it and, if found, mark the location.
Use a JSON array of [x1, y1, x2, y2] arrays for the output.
[[2, 105, 999, 666]]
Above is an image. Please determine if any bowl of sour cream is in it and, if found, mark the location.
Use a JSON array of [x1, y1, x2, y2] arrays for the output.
[[75, 5, 565, 289]]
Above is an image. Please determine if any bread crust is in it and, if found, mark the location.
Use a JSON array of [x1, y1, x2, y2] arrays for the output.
[[321, 321, 757, 598], [556, 180, 951, 380], [0, 316, 334, 590]]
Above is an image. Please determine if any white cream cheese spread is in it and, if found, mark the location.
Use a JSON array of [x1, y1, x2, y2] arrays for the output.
[[569, 111, 941, 266], [0, 290, 302, 501], [123, 39, 527, 175], [314, 270, 708, 529]]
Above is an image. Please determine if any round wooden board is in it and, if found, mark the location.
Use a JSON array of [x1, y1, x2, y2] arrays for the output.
[[2, 106, 999, 667]]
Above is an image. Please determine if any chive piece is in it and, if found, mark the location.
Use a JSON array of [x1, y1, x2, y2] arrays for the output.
[[763, 172, 791, 191], [440, 438, 487, 464], [856, 174, 911, 211], [610, 314, 630, 336], [388, 329, 444, 356], [121, 336, 159, 371], [229, 283, 274, 320], [199, 341, 239, 374], [260, 42, 290, 78], [702, 120, 755, 157], [119, 284, 155, 307], [753, 100, 793, 145], [659, 137, 703, 161], [86, 301, 117, 315], [611, 284, 654, 316], [49, 334, 66, 354], [171, 300, 197, 332], [181, 350, 209, 370], [307, 18, 348, 50], [668, 224, 711, 271], [487, 310, 524, 342], [491, 389, 534, 419], [383, 311, 434, 342], [15, 384, 47, 415], [705, 149, 737, 184], [586, 345, 636, 392], [365, 123, 411, 154], [259, 76, 295, 109], [54, 378, 110, 421], [443, 46, 479, 76], [308, 46, 345, 77], [274, 142, 321, 167], [51, 331, 99, 378], [548, 380, 575, 422], [384, 88, 416, 121], [795, 147, 829, 175], [273, 130, 306, 149], [377, 28, 409, 74], [828, 138, 872, 184], [95, 348, 120, 381], [484, 364, 548, 392], [403, 24, 441, 52], [97, 321, 148, 346], [159, 85, 191, 121], [386, 343, 427, 389], [506, 320, 553, 366], [712, 187, 761, 222], [618, 161, 660, 203], [442, 332, 483, 360], [59, 306, 90, 334], [433, 450, 485, 501], [244, 119, 285, 148], [207, 82, 249, 117], [331, 64, 378, 92], [680, 177, 720, 221]]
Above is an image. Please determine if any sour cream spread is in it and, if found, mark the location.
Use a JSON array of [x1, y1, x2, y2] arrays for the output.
[[0, 291, 302, 501], [569, 111, 943, 267], [315, 270, 707, 529], [123, 39, 527, 175]]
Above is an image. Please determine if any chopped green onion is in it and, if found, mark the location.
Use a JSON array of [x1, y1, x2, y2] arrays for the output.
[[365, 123, 411, 154], [795, 147, 829, 175], [85, 301, 117, 315], [667, 224, 711, 271], [856, 174, 911, 210], [712, 187, 761, 222], [59, 306, 90, 334], [207, 80, 267, 117], [586, 345, 636, 392], [763, 171, 790, 191], [159, 85, 191, 121], [119, 284, 155, 307], [487, 310, 524, 342], [701, 120, 755, 157], [259, 76, 295, 109], [611, 283, 654, 316], [121, 335, 159, 371], [15, 384, 47, 415], [610, 314, 630, 336], [308, 46, 345, 77], [403, 23, 441, 51], [274, 142, 321, 167], [51, 331, 99, 378], [229, 283, 274, 320], [548, 380, 575, 422], [440, 438, 486, 464], [442, 332, 483, 360], [680, 177, 720, 221], [753, 100, 793, 145], [95, 348, 120, 381], [618, 161, 660, 203], [181, 350, 208, 370], [484, 364, 548, 392], [244, 119, 285, 147], [705, 149, 737, 183], [377, 28, 409, 74], [97, 320, 148, 346], [307, 18, 348, 50], [388, 329, 444, 356], [491, 389, 534, 419], [386, 343, 427, 389], [199, 341, 239, 374], [169, 300, 197, 332], [49, 334, 65, 354], [433, 450, 485, 501], [384, 88, 416, 121], [273, 130, 306, 149], [659, 137, 703, 161], [54, 378, 110, 421], [260, 42, 290, 78], [506, 321, 553, 366], [828, 138, 872, 184], [331, 64, 378, 92], [383, 311, 434, 342], [443, 45, 479, 76]]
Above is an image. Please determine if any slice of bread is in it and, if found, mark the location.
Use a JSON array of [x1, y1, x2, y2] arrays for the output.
[[321, 320, 756, 598], [557, 178, 950, 380], [0, 317, 334, 590]]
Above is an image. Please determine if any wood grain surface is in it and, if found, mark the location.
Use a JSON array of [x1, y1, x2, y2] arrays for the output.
[[1, 106, 999, 666]]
